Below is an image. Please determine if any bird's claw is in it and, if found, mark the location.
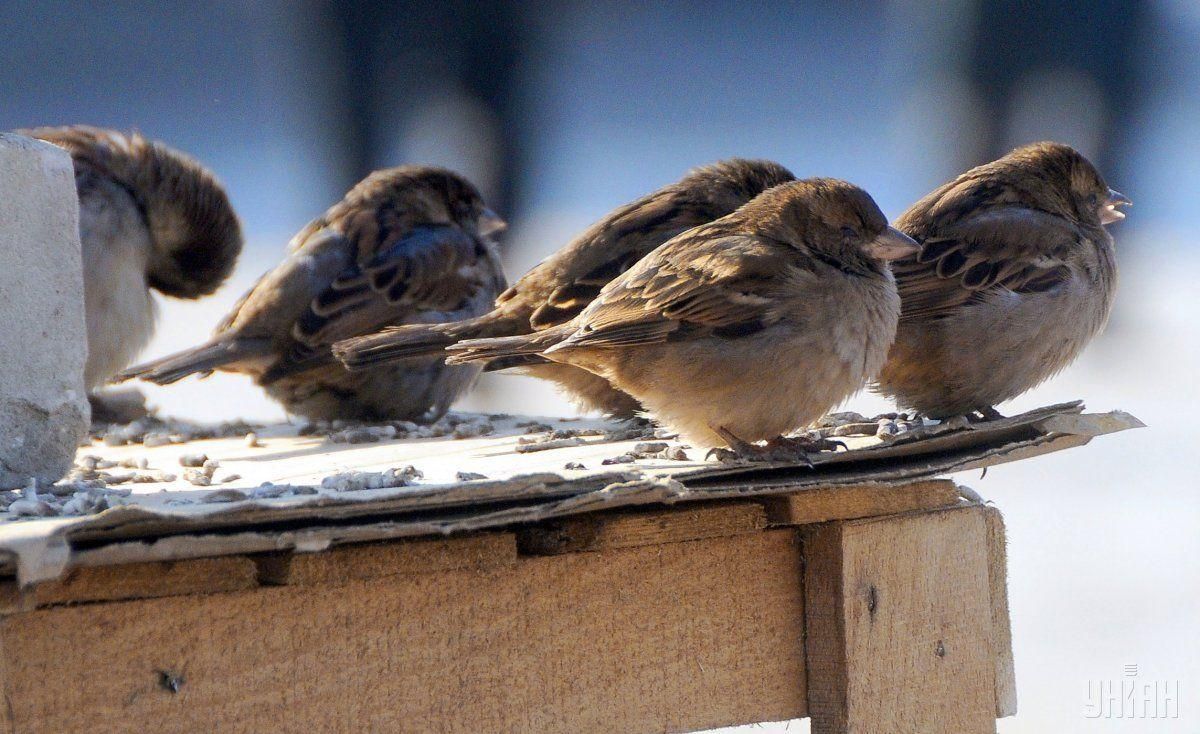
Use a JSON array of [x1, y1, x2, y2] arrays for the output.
[[706, 428, 844, 465], [705, 446, 741, 462]]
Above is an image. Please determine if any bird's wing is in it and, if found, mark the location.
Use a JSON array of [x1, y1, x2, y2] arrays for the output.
[[523, 192, 704, 329], [893, 205, 1085, 322], [291, 221, 487, 350], [552, 233, 782, 350]]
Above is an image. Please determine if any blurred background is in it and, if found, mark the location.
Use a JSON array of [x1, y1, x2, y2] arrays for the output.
[[2, 1, 1196, 730]]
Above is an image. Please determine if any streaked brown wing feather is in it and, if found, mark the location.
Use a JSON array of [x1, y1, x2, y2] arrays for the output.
[[895, 206, 1085, 322], [557, 233, 780, 349], [293, 223, 482, 348], [522, 193, 712, 330]]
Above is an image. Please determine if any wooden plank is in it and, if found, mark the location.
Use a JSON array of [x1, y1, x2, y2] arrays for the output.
[[803, 505, 997, 734], [517, 501, 767, 555], [255, 532, 517, 586], [15, 557, 257, 609], [0, 582, 29, 615], [0, 620, 12, 734], [762, 480, 961, 526], [0, 528, 806, 734], [984, 505, 1018, 717]]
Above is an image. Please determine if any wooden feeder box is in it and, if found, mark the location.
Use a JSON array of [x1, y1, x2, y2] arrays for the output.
[[0, 402, 1140, 733]]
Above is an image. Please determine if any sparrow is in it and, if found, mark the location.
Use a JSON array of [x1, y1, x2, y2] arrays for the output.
[[18, 126, 243, 401], [875, 142, 1129, 419], [444, 179, 919, 453], [115, 166, 507, 422], [333, 158, 796, 419]]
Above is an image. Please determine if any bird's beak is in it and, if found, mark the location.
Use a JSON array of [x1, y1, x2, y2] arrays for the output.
[[478, 208, 508, 237], [865, 226, 921, 261], [1100, 189, 1131, 225]]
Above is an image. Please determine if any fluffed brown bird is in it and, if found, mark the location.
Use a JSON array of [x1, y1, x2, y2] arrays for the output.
[[333, 158, 796, 419], [875, 142, 1129, 419], [446, 179, 919, 452], [19, 126, 243, 394], [115, 166, 507, 422]]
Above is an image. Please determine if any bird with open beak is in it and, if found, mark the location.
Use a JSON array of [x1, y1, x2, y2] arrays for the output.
[[115, 166, 507, 422], [445, 179, 918, 458], [876, 141, 1130, 420]]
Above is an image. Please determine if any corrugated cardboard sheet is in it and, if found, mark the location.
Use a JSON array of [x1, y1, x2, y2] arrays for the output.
[[0, 401, 1141, 585]]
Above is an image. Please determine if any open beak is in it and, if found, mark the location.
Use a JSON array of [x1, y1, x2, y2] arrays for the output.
[[477, 207, 508, 237], [866, 226, 921, 261], [1100, 189, 1131, 225]]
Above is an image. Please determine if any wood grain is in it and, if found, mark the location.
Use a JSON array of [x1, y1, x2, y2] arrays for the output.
[[762, 480, 961, 526], [8, 557, 259, 610], [803, 505, 998, 733], [0, 529, 806, 734], [985, 505, 1018, 717], [255, 532, 517, 586], [517, 501, 767, 555]]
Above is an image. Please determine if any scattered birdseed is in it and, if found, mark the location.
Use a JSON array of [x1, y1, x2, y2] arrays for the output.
[[456, 471, 488, 481], [819, 411, 869, 427], [250, 483, 289, 499], [875, 420, 901, 440], [830, 422, 880, 437], [452, 421, 494, 439], [320, 466, 422, 492], [142, 432, 172, 448], [179, 453, 208, 468], [632, 442, 669, 456], [8, 495, 56, 517], [59, 488, 122, 516], [563, 462, 586, 470], [601, 453, 637, 465], [603, 426, 655, 442], [201, 488, 249, 503], [515, 437, 586, 453], [183, 469, 212, 486], [328, 426, 390, 444]]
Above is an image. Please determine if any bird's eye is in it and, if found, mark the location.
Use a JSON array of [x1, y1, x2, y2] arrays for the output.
[[841, 226, 858, 240]]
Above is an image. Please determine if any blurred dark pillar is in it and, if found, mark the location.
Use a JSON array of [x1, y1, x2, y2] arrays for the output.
[[969, 0, 1147, 182], [325, 0, 530, 217]]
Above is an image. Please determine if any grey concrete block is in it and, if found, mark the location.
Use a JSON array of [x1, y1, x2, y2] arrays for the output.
[[0, 133, 90, 490]]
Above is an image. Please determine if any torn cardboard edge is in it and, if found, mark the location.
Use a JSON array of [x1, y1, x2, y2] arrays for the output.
[[0, 402, 1142, 585]]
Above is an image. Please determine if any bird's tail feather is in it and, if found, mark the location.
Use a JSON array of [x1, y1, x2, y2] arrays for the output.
[[445, 325, 574, 365], [113, 339, 263, 386], [334, 312, 521, 370]]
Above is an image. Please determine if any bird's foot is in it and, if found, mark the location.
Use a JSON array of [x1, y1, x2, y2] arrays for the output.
[[705, 428, 843, 464], [763, 434, 846, 465]]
